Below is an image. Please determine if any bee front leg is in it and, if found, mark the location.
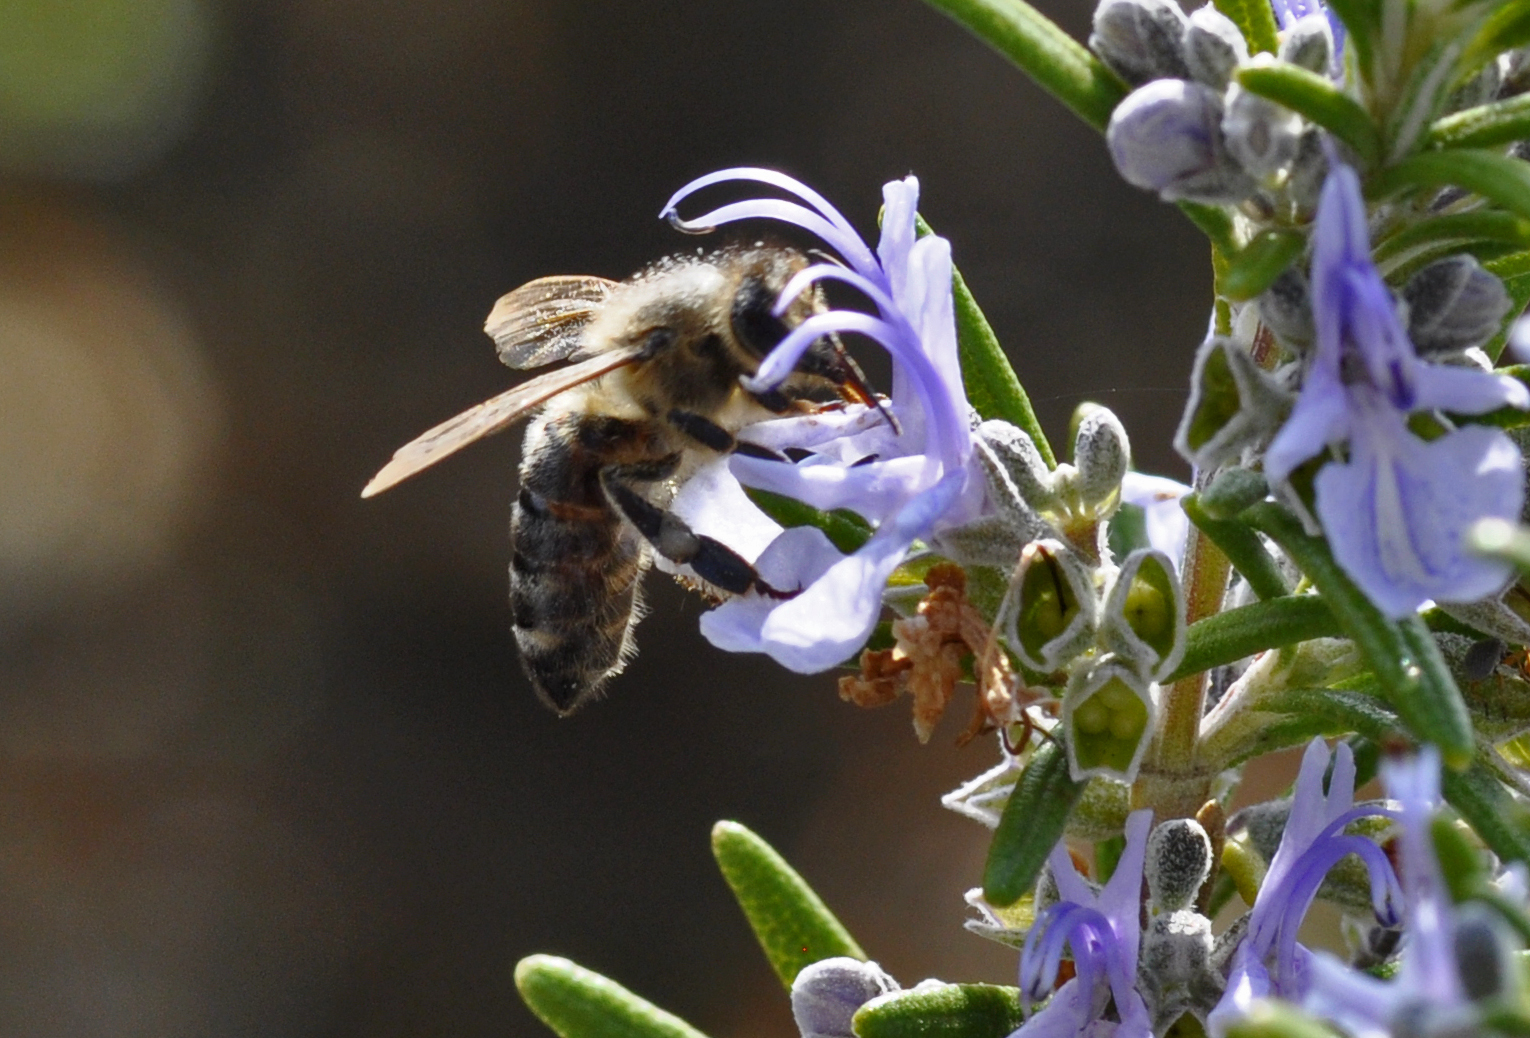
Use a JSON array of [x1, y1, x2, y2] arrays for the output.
[[598, 466, 797, 600], [665, 409, 786, 461]]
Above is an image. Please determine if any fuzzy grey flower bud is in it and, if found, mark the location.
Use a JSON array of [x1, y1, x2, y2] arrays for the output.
[[1285, 127, 1328, 219], [1449, 59, 1503, 114], [1183, 5, 1247, 88], [1403, 255, 1512, 356], [1074, 404, 1130, 513], [1145, 819, 1212, 911], [1108, 79, 1255, 204], [791, 958, 899, 1038], [1089, 0, 1190, 86], [1223, 76, 1302, 180], [1259, 268, 1314, 350], [1452, 903, 1521, 1003], [1503, 47, 1530, 98], [1277, 14, 1332, 74], [977, 419, 1058, 510]]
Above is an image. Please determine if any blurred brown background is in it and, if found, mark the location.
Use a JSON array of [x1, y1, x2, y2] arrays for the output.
[[0, 0, 1211, 1035]]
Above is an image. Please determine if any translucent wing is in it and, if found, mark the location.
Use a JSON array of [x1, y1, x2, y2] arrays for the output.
[[361, 345, 644, 498], [486, 275, 618, 369]]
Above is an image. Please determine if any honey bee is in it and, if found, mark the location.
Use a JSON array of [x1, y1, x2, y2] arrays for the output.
[[363, 245, 876, 715]]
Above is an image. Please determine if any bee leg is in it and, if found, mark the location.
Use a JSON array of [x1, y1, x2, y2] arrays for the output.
[[599, 467, 797, 600], [665, 408, 786, 462]]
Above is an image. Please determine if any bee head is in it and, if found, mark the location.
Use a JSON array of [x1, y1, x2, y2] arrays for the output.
[[728, 251, 868, 393]]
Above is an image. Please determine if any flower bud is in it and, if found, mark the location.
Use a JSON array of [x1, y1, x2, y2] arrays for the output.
[[1174, 336, 1291, 470], [1089, 0, 1190, 86], [1403, 254, 1513, 356], [1223, 76, 1302, 180], [1183, 5, 1247, 88], [977, 419, 1058, 510], [1145, 819, 1212, 912], [1284, 127, 1327, 220], [1448, 59, 1502, 114], [1073, 403, 1130, 514], [1277, 14, 1332, 74], [1452, 903, 1522, 1003], [1100, 548, 1185, 680], [1259, 268, 1315, 350], [1006, 539, 1097, 672], [1108, 80, 1256, 204], [1063, 659, 1156, 782], [791, 958, 899, 1038]]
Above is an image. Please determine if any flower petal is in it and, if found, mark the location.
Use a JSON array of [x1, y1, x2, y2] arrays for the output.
[[1263, 365, 1351, 485], [1121, 472, 1192, 568], [729, 453, 929, 521], [1411, 364, 1530, 414], [1315, 420, 1521, 617]]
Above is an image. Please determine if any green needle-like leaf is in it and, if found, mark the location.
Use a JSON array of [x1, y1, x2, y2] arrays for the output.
[[853, 983, 1024, 1038], [919, 0, 1127, 131], [711, 820, 866, 988], [1426, 92, 1530, 151], [1221, 230, 1306, 302], [916, 214, 1056, 466], [1183, 495, 1290, 601], [984, 740, 1085, 906], [1165, 595, 1336, 684], [1243, 502, 1474, 769], [1367, 150, 1530, 222], [1212, 0, 1279, 54], [516, 956, 713, 1038], [1373, 211, 1530, 266], [1442, 760, 1530, 865], [1481, 255, 1530, 361], [744, 487, 873, 554], [1235, 61, 1381, 167]]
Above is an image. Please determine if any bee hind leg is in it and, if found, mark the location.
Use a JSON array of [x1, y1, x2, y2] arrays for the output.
[[598, 466, 797, 600]]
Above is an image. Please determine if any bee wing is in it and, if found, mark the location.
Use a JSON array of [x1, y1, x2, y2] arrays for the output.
[[361, 344, 645, 498], [486, 275, 619, 369]]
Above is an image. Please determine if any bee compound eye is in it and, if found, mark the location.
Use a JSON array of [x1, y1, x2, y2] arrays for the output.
[[730, 274, 790, 357]]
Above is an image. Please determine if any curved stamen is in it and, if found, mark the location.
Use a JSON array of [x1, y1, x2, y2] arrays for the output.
[[660, 168, 878, 276], [1267, 835, 1403, 991]]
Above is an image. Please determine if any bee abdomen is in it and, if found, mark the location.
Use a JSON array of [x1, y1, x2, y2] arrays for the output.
[[509, 414, 651, 715]]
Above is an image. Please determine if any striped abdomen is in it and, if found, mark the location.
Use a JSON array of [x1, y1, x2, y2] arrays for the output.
[[509, 410, 652, 714]]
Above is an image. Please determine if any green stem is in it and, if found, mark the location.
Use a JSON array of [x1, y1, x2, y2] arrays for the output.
[[918, 0, 1127, 131]]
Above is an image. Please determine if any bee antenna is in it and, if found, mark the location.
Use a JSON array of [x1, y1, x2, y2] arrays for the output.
[[830, 333, 902, 436], [806, 248, 847, 269]]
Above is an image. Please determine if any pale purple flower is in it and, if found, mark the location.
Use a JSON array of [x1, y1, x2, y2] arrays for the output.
[[1011, 810, 1154, 1038], [1263, 164, 1528, 618], [1302, 747, 1472, 1038], [1208, 739, 1402, 1036], [1120, 472, 1191, 572], [659, 170, 981, 672]]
